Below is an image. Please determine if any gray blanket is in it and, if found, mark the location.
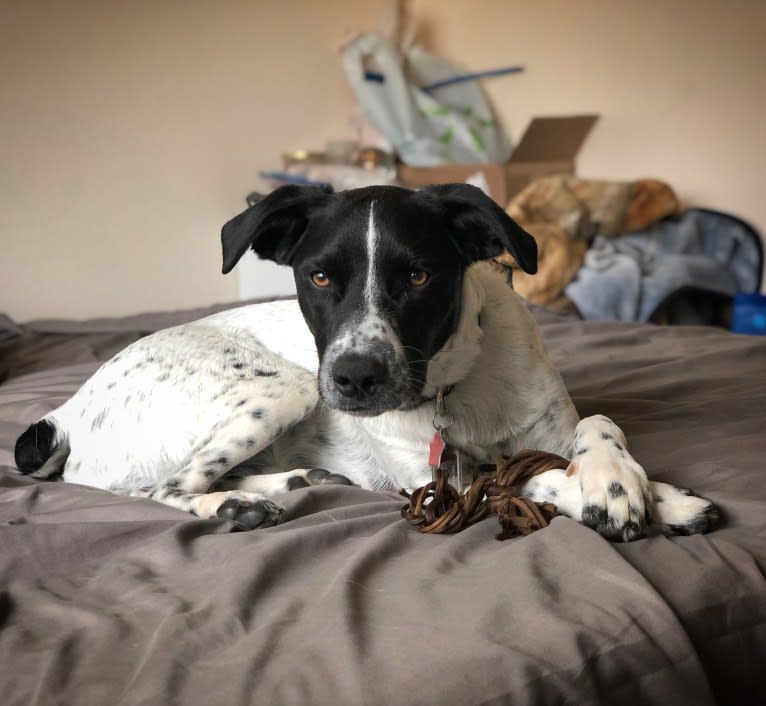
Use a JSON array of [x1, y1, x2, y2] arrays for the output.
[[1, 304, 765, 705], [566, 209, 761, 321]]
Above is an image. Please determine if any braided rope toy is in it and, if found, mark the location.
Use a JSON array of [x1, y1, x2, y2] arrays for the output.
[[401, 450, 569, 539]]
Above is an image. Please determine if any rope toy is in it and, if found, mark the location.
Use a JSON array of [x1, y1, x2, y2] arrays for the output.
[[401, 449, 569, 539]]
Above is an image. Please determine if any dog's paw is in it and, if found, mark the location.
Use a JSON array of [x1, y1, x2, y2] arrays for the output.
[[572, 416, 652, 542], [194, 490, 284, 529], [649, 481, 719, 536], [217, 498, 283, 530], [286, 467, 355, 490]]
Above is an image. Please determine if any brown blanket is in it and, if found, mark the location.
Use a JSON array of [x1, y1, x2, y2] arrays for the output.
[[498, 176, 680, 308], [1, 305, 765, 706]]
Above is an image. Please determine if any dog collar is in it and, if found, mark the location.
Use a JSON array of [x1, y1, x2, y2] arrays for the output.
[[428, 384, 467, 493]]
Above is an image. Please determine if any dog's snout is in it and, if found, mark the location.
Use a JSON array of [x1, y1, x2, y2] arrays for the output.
[[332, 355, 388, 399]]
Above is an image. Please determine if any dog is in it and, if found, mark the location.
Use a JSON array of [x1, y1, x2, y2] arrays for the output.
[[14, 183, 716, 540]]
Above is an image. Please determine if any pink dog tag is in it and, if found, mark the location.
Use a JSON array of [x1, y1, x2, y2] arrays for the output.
[[428, 430, 446, 468]]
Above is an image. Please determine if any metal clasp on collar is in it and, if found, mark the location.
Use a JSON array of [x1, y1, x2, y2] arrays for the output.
[[432, 387, 454, 433], [431, 387, 465, 493]]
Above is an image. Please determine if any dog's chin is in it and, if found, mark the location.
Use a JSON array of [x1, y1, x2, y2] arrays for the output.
[[320, 389, 425, 417]]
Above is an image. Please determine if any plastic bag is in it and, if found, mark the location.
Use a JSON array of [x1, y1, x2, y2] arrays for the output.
[[342, 32, 511, 166]]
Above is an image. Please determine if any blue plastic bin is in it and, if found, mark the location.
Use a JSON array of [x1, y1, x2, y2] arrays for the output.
[[731, 292, 766, 335]]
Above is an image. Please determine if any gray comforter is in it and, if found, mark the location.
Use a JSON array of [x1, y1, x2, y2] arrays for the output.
[[1, 304, 765, 706]]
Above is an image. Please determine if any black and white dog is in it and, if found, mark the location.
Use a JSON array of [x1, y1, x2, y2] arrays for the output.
[[15, 184, 716, 540]]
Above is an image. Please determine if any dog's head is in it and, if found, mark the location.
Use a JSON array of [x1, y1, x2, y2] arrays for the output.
[[221, 184, 537, 415]]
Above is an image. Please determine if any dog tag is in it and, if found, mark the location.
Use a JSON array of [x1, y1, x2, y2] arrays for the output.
[[428, 430, 446, 469]]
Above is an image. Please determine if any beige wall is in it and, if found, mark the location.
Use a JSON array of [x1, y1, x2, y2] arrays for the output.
[[1, 0, 372, 321], [2, 0, 765, 321], [418, 0, 766, 236]]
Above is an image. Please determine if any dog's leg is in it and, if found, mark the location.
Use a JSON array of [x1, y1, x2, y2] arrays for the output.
[[646, 481, 719, 535], [523, 470, 717, 538], [213, 467, 355, 494], [136, 383, 317, 529], [522, 416, 718, 540], [567, 415, 653, 541]]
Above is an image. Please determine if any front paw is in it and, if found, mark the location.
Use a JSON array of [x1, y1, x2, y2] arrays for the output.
[[571, 416, 652, 542], [576, 455, 652, 542]]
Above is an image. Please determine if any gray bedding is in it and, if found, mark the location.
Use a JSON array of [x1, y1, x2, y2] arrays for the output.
[[1, 303, 765, 706]]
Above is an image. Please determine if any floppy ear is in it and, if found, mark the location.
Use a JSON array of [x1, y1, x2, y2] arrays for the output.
[[421, 183, 538, 274], [221, 184, 333, 274]]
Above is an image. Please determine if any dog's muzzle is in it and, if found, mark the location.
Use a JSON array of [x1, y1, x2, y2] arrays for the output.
[[319, 349, 420, 415], [332, 353, 388, 401]]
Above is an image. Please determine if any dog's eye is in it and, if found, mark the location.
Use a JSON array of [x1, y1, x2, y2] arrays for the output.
[[408, 270, 429, 287], [310, 271, 331, 288]]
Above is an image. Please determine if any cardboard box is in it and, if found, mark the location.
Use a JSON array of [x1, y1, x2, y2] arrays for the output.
[[397, 115, 599, 207]]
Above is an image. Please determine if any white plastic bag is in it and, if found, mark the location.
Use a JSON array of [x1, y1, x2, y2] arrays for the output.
[[342, 32, 511, 166]]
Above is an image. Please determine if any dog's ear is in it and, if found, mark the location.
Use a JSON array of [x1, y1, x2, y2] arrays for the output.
[[221, 184, 333, 274], [421, 183, 538, 274]]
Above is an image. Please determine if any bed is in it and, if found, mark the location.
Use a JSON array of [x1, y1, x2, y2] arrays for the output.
[[1, 301, 765, 706]]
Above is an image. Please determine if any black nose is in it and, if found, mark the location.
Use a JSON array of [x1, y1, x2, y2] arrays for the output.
[[332, 355, 388, 399]]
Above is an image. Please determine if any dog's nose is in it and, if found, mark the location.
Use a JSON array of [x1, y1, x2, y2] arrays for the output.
[[332, 355, 388, 399]]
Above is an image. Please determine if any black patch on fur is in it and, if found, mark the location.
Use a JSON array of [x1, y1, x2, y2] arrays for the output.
[[601, 515, 622, 541], [232, 362, 245, 370], [236, 399, 247, 407], [600, 431, 613, 441], [14, 420, 58, 474], [287, 476, 310, 490], [581, 503, 606, 528], [157, 373, 170, 382], [574, 446, 589, 456], [667, 501, 719, 536], [216, 456, 228, 465], [254, 370, 278, 377], [250, 409, 265, 420], [608, 481, 626, 499], [166, 478, 181, 488]]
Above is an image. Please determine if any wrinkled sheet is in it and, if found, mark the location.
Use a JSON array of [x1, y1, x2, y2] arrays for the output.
[[1, 305, 765, 706]]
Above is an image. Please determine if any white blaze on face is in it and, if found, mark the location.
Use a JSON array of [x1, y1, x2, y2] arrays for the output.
[[359, 202, 402, 351], [364, 201, 379, 316]]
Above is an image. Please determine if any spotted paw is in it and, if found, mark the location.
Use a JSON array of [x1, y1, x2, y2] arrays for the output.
[[572, 416, 652, 542], [216, 497, 283, 529], [286, 467, 355, 490], [650, 481, 719, 536]]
